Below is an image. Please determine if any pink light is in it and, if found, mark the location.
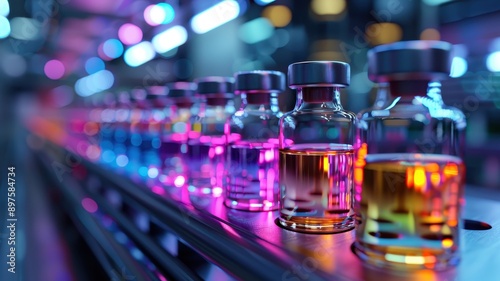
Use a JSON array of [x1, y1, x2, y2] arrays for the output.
[[212, 136, 226, 145], [264, 150, 274, 161], [215, 146, 224, 155], [82, 198, 98, 213], [212, 186, 223, 197], [199, 136, 211, 143], [118, 23, 143, 45], [188, 131, 201, 139], [174, 175, 185, 187], [152, 185, 165, 195], [267, 169, 276, 189], [171, 133, 187, 142], [86, 145, 101, 160], [44, 59, 65, 80]]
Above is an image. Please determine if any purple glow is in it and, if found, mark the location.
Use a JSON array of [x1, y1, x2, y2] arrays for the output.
[[118, 23, 143, 45], [44, 59, 65, 80], [212, 187, 223, 197], [264, 149, 274, 161], [215, 146, 224, 155], [199, 136, 211, 143], [170, 133, 188, 142], [152, 185, 165, 195], [82, 198, 98, 213], [174, 176, 185, 187]]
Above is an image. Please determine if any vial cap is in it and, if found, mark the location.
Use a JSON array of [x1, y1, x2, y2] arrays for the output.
[[195, 76, 234, 95], [166, 82, 196, 98], [234, 70, 286, 93], [288, 61, 350, 88], [368, 40, 452, 82]]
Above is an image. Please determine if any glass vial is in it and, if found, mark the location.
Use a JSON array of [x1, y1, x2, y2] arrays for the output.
[[225, 70, 285, 211], [353, 41, 466, 270], [160, 82, 197, 187], [278, 61, 357, 233], [187, 77, 235, 193]]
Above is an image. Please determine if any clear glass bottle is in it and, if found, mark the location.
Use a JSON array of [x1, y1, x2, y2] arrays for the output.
[[160, 82, 197, 187], [225, 70, 285, 211], [353, 41, 466, 270], [187, 77, 235, 194], [278, 61, 357, 233]]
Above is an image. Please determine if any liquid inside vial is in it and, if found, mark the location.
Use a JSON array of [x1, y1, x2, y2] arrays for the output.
[[225, 140, 279, 211], [187, 136, 226, 192], [279, 143, 355, 233], [160, 134, 189, 187], [352, 153, 464, 270]]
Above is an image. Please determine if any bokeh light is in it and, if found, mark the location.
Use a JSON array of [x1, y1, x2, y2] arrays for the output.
[[101, 39, 124, 60], [44, 59, 65, 80], [1, 54, 26, 77], [124, 41, 156, 67], [9, 17, 41, 40], [85, 57, 105, 74], [311, 0, 346, 15], [255, 0, 275, 5], [450, 57, 468, 77], [0, 16, 10, 38], [152, 25, 187, 54], [144, 3, 175, 26], [0, 0, 9, 17], [191, 0, 240, 34], [365, 23, 403, 45], [262, 5, 292, 27], [239, 17, 274, 44], [420, 28, 441, 40], [75, 70, 114, 97], [81, 198, 98, 213], [118, 23, 143, 45], [486, 51, 500, 72]]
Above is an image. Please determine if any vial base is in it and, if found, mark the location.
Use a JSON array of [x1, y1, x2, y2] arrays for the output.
[[353, 153, 463, 270], [351, 241, 459, 271], [226, 143, 279, 211], [278, 215, 354, 234]]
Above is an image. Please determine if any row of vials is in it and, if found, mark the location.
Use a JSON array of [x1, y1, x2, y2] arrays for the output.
[[44, 40, 466, 271]]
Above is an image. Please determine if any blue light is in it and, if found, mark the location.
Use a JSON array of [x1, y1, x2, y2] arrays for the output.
[[138, 166, 148, 177], [0, 0, 9, 17], [0, 16, 10, 39], [102, 39, 124, 59], [124, 41, 156, 67], [255, 0, 276, 5], [75, 70, 114, 97], [190, 0, 240, 34], [85, 57, 105, 74], [486, 51, 500, 72], [238, 17, 274, 44], [450, 57, 467, 78], [116, 155, 128, 167], [152, 25, 188, 54], [157, 3, 175, 24]]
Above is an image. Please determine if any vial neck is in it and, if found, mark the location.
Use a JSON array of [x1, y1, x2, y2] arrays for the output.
[[240, 92, 279, 111], [388, 80, 431, 99], [297, 87, 342, 110], [206, 97, 231, 106]]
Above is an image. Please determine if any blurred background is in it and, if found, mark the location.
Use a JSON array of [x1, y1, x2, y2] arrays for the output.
[[4, 0, 496, 187], [0, 0, 499, 280]]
